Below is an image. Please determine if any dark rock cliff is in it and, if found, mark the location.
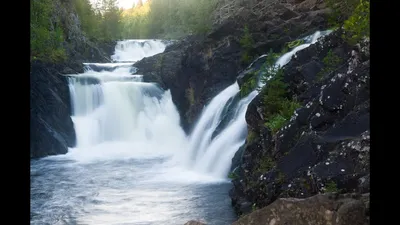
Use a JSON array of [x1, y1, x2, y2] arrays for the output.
[[229, 29, 370, 220], [30, 62, 77, 158], [30, 0, 114, 158], [133, 0, 330, 133]]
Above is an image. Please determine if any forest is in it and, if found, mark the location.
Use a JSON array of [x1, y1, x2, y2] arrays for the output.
[[30, 0, 217, 62]]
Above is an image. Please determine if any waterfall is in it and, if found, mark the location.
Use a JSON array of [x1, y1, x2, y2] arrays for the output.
[[111, 39, 168, 62], [64, 31, 331, 176], [64, 40, 188, 163], [186, 30, 332, 178]]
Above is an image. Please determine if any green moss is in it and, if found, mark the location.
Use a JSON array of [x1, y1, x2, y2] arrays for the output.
[[247, 130, 258, 144], [324, 180, 339, 193], [228, 172, 239, 179], [240, 74, 257, 97], [186, 87, 195, 106], [258, 156, 276, 172], [316, 49, 343, 81], [287, 39, 304, 49], [277, 171, 285, 184]]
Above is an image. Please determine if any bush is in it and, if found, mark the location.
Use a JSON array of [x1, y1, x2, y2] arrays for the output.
[[258, 50, 301, 134], [265, 114, 287, 134], [316, 49, 343, 81], [240, 74, 257, 97], [343, 0, 370, 45], [30, 0, 66, 63], [325, 0, 360, 27], [324, 180, 340, 193]]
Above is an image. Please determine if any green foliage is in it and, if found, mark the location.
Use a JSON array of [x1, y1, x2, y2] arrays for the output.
[[343, 0, 370, 45], [241, 52, 252, 65], [280, 100, 301, 119], [325, 0, 360, 27], [252, 203, 257, 211], [228, 172, 239, 179], [73, 0, 122, 41], [31, 0, 123, 62], [97, 0, 123, 41], [257, 49, 301, 134], [286, 39, 304, 49], [316, 49, 343, 81], [325, 0, 370, 45], [258, 156, 276, 172], [73, 0, 100, 40], [324, 180, 339, 193], [30, 0, 66, 62], [265, 114, 287, 134], [121, 0, 217, 39], [247, 130, 258, 143], [240, 26, 254, 49], [277, 171, 285, 184], [240, 25, 254, 64], [240, 73, 257, 97]]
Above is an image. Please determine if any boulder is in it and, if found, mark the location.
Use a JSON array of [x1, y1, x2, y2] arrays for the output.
[[232, 193, 369, 225], [184, 220, 206, 225]]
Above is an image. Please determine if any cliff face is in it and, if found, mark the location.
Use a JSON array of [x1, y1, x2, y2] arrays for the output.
[[133, 0, 330, 133], [30, 0, 114, 158], [229, 30, 370, 216], [30, 62, 77, 158]]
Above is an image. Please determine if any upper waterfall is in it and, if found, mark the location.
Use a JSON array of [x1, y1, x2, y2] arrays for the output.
[[111, 39, 168, 63]]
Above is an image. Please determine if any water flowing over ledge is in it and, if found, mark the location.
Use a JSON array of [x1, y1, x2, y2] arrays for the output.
[[31, 31, 330, 224], [185, 30, 332, 179]]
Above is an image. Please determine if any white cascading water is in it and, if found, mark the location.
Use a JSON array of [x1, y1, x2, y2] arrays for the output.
[[111, 39, 168, 62], [31, 39, 234, 225], [186, 30, 332, 178], [67, 72, 191, 165], [31, 33, 331, 225]]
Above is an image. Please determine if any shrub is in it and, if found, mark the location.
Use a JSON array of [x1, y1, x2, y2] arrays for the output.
[[343, 0, 370, 45]]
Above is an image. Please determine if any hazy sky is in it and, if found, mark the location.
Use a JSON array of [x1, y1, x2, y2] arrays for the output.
[[118, 0, 148, 9], [90, 0, 148, 9]]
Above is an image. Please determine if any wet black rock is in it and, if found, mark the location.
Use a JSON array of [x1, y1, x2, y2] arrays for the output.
[[230, 29, 370, 216]]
